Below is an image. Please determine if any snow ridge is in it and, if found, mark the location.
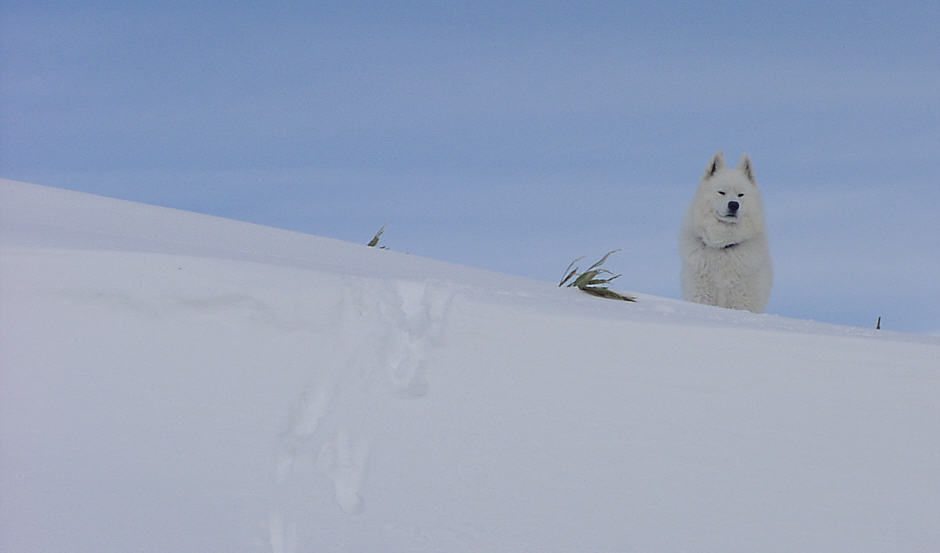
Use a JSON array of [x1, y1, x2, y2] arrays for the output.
[[2, 180, 938, 553]]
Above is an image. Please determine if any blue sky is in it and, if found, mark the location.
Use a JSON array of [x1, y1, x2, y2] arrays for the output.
[[2, 1, 938, 332]]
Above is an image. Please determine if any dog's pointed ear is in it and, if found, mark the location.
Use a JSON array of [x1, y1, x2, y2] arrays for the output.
[[738, 153, 756, 184], [704, 151, 725, 179]]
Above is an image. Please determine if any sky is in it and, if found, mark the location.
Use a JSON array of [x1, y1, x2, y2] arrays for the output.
[[1, 0, 938, 333]]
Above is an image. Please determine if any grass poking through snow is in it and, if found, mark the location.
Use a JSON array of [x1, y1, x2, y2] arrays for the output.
[[559, 249, 636, 302], [367, 224, 387, 248]]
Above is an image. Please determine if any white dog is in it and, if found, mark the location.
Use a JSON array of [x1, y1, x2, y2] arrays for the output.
[[680, 152, 772, 312]]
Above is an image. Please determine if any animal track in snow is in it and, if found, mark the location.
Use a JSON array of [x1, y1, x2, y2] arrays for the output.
[[316, 428, 370, 514], [371, 280, 455, 398], [271, 279, 456, 522], [267, 512, 297, 553], [277, 381, 333, 483]]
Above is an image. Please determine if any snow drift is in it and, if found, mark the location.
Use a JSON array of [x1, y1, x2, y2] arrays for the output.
[[1, 178, 937, 552]]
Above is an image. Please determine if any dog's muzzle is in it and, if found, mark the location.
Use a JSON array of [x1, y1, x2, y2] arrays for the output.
[[724, 201, 739, 217]]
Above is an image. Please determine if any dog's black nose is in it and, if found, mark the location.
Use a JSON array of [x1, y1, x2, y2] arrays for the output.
[[728, 201, 739, 212]]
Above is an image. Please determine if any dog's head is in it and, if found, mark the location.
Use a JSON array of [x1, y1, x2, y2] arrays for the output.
[[700, 151, 760, 223], [687, 151, 766, 246]]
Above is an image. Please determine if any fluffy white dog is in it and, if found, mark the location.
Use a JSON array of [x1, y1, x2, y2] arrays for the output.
[[680, 152, 772, 312]]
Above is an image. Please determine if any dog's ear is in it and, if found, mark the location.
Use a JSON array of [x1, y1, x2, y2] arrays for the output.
[[704, 151, 725, 179], [738, 153, 756, 184]]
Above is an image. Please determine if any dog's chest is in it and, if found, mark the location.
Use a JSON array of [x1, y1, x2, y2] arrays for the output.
[[697, 241, 764, 276]]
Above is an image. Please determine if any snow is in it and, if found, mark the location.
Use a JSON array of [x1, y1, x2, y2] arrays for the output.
[[1, 177, 938, 553]]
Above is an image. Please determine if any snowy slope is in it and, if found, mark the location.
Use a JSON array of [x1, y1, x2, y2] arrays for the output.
[[1, 178, 938, 553]]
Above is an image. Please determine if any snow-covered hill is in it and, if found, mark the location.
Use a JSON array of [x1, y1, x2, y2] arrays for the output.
[[2, 178, 937, 553]]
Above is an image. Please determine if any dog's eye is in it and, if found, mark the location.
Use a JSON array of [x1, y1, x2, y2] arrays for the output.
[[718, 191, 726, 196], [737, 193, 744, 198]]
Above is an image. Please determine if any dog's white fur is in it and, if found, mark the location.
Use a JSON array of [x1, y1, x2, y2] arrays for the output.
[[680, 151, 772, 312]]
